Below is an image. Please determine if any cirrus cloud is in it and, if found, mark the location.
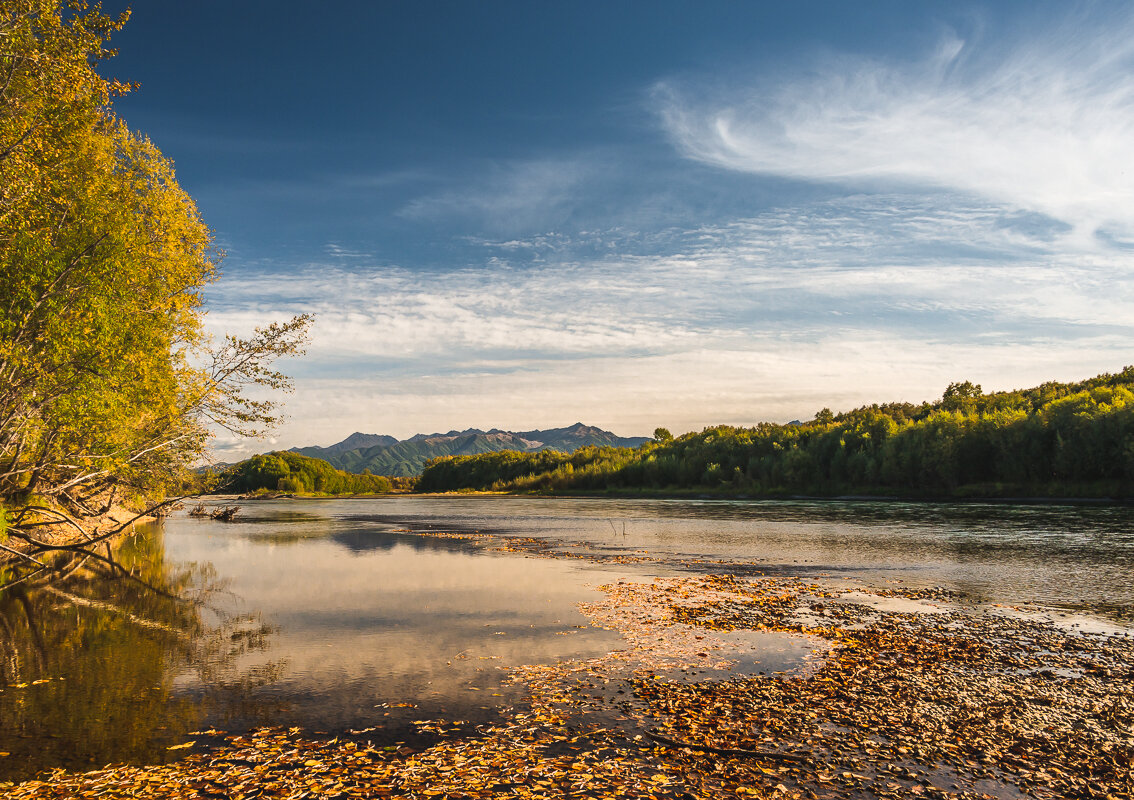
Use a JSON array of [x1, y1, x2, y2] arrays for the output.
[[657, 12, 1134, 245]]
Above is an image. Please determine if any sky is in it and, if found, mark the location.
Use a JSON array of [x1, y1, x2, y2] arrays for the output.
[[104, 1, 1134, 456]]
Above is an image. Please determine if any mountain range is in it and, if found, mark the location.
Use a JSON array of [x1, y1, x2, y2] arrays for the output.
[[289, 423, 650, 477]]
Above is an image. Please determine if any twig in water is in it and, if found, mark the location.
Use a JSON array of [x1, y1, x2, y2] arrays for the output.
[[211, 505, 239, 521], [643, 730, 810, 763]]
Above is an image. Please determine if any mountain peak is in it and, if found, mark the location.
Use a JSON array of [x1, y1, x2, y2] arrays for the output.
[[287, 424, 650, 476], [312, 432, 398, 455]]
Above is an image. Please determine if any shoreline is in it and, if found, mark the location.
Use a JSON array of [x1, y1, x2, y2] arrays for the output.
[[0, 504, 156, 568], [3, 503, 1132, 798], [5, 550, 1130, 798], [222, 488, 1134, 507]]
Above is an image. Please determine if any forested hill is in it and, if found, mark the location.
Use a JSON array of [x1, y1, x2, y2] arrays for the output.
[[219, 452, 392, 495], [291, 423, 649, 477], [418, 368, 1134, 498]]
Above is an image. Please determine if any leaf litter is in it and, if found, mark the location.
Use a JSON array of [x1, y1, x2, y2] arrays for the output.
[[3, 535, 1132, 799]]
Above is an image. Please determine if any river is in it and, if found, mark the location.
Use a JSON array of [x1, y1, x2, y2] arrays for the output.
[[1, 496, 1130, 779]]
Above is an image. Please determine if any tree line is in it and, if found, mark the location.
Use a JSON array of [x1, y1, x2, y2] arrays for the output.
[[418, 369, 1134, 498], [219, 452, 392, 496]]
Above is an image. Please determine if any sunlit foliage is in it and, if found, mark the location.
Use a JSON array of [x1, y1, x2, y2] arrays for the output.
[[420, 368, 1134, 497], [220, 452, 392, 495], [0, 2, 307, 518]]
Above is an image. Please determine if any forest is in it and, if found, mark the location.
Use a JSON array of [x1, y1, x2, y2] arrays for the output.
[[219, 452, 392, 495], [418, 369, 1134, 498]]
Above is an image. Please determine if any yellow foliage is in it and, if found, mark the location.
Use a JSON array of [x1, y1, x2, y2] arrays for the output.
[[0, 2, 308, 508]]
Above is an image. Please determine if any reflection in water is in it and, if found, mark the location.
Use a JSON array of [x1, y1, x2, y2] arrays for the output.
[[335, 496, 1134, 611], [0, 526, 275, 779], [1, 495, 1131, 780], [330, 529, 480, 554], [0, 507, 623, 780], [166, 518, 621, 736]]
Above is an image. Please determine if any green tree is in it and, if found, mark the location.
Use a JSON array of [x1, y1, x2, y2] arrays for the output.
[[941, 381, 982, 411], [220, 452, 391, 496], [417, 369, 1134, 498]]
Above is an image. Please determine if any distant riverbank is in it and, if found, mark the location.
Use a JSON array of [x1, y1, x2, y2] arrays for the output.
[[225, 486, 1134, 506]]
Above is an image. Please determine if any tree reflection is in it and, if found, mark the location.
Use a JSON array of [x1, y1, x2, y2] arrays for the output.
[[0, 523, 280, 779]]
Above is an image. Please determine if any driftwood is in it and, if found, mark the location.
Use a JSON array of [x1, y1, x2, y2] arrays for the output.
[[152, 501, 182, 518], [0, 540, 46, 566], [0, 490, 249, 594], [8, 495, 186, 553], [188, 503, 238, 521], [643, 730, 810, 763], [12, 504, 90, 539], [211, 505, 239, 521], [0, 494, 202, 590]]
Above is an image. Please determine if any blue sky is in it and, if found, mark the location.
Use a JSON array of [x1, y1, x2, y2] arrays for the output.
[[105, 2, 1134, 454]]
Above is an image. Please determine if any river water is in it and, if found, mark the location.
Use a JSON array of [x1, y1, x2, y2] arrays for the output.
[[1, 496, 1131, 779]]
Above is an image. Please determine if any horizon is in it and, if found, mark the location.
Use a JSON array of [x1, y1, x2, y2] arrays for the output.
[[258, 421, 649, 455], [238, 363, 1128, 455], [102, 2, 1134, 458]]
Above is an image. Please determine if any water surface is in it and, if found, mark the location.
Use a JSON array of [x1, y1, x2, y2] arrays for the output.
[[331, 496, 1134, 611], [1, 496, 1131, 780]]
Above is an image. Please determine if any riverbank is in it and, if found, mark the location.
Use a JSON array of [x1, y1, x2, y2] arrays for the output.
[[219, 488, 1134, 507], [419, 486, 1134, 506], [0, 502, 156, 568], [3, 499, 1132, 799]]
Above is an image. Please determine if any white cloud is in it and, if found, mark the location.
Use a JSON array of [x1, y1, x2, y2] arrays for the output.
[[266, 332, 1129, 446], [657, 12, 1134, 244], [204, 193, 1134, 449], [323, 243, 373, 260]]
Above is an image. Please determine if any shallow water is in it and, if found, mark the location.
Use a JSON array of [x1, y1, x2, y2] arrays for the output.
[[326, 495, 1134, 611], [0, 495, 1131, 779]]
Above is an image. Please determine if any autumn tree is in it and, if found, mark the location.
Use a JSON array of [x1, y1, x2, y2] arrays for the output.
[[0, 2, 307, 527]]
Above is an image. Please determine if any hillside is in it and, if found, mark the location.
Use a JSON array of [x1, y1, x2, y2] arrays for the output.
[[318, 432, 398, 454], [290, 423, 649, 477], [419, 368, 1134, 498], [219, 452, 392, 494]]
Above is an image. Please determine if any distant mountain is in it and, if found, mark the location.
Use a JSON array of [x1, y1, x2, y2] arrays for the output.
[[292, 431, 398, 458], [291, 423, 650, 477], [516, 423, 639, 452]]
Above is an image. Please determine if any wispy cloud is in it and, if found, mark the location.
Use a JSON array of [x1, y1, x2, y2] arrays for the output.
[[200, 11, 1134, 451], [323, 242, 374, 260], [657, 10, 1134, 244], [206, 191, 1134, 446], [398, 156, 599, 234], [222, 329, 1127, 453]]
